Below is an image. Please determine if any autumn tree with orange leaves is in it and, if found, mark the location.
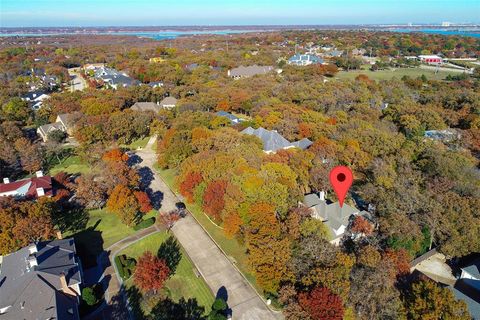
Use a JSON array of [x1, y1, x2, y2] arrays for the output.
[[106, 185, 141, 226], [134, 191, 153, 213], [245, 203, 293, 293], [134, 251, 170, 293]]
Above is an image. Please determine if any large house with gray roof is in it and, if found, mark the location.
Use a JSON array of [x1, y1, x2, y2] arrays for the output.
[[93, 67, 139, 90], [0, 238, 83, 320], [131, 101, 162, 113], [37, 113, 75, 142], [241, 127, 312, 153], [302, 192, 371, 245], [288, 54, 324, 66]]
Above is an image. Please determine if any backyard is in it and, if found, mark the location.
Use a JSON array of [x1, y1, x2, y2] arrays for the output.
[[117, 232, 215, 314], [48, 154, 91, 175]]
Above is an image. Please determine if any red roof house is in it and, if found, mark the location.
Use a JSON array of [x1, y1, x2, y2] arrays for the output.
[[0, 171, 53, 199]]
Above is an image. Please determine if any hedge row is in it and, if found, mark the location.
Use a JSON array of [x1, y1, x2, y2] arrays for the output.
[[133, 217, 156, 231], [115, 254, 137, 280]]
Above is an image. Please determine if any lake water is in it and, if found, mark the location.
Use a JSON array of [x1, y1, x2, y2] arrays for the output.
[[1, 28, 479, 39], [391, 29, 480, 38], [0, 30, 262, 39]]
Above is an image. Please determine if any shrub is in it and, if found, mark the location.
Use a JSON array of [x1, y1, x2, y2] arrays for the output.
[[82, 287, 98, 306], [133, 217, 156, 231], [115, 254, 137, 280]]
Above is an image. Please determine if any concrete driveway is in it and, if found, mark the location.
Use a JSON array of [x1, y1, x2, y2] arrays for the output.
[[135, 137, 282, 320]]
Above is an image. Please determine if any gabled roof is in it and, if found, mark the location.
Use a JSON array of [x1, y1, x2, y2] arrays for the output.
[[131, 102, 161, 113], [0, 239, 81, 320], [0, 176, 53, 198], [57, 114, 73, 129], [37, 122, 65, 137], [291, 138, 313, 150], [229, 65, 274, 78], [242, 127, 291, 152], [303, 193, 370, 240], [216, 111, 242, 123], [160, 97, 177, 106], [241, 127, 312, 153], [288, 54, 324, 64]]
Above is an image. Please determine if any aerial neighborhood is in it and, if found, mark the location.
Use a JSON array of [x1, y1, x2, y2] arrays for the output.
[[0, 21, 479, 320]]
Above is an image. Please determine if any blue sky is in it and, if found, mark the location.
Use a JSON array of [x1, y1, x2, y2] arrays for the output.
[[1, 0, 478, 27]]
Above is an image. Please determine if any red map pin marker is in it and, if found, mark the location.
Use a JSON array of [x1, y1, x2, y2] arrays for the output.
[[329, 166, 353, 208]]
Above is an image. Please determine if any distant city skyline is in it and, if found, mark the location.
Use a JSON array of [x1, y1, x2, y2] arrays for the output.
[[1, 0, 479, 28]]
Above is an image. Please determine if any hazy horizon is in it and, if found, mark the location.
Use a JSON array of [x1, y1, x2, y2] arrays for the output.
[[1, 0, 479, 28]]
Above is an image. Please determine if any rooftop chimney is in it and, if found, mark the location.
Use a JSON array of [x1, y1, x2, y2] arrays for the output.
[[35, 171, 43, 178], [36, 188, 45, 197], [28, 243, 38, 255], [319, 191, 326, 201], [59, 273, 77, 297], [27, 255, 38, 269], [2, 178, 9, 184], [56, 230, 63, 240]]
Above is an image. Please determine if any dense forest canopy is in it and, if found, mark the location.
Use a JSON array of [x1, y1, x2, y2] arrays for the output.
[[1, 30, 479, 319]]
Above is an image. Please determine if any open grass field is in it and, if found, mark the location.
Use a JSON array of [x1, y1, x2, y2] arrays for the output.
[[49, 155, 90, 175], [119, 232, 215, 313], [155, 167, 261, 293], [336, 67, 461, 81]]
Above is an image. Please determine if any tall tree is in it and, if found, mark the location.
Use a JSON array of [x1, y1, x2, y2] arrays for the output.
[[134, 251, 170, 294], [298, 287, 344, 320], [245, 203, 293, 293], [106, 185, 141, 226], [405, 279, 470, 320]]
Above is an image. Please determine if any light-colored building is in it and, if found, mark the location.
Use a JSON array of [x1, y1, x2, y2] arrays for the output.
[[302, 192, 371, 245], [241, 127, 312, 154], [418, 55, 443, 65], [22, 90, 50, 110], [228, 65, 275, 79], [288, 54, 324, 66], [159, 97, 178, 109], [131, 101, 162, 113], [37, 113, 74, 142]]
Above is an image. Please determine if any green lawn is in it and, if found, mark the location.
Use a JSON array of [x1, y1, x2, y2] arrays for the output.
[[68, 209, 158, 268], [154, 167, 262, 293], [49, 155, 90, 175], [336, 67, 461, 81], [119, 232, 215, 313], [123, 136, 151, 150]]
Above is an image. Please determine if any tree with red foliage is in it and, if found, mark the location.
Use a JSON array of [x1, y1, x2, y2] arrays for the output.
[[160, 210, 181, 232], [202, 180, 228, 221], [134, 251, 170, 293], [179, 171, 202, 203], [102, 148, 129, 163], [350, 215, 374, 236], [298, 287, 344, 320], [383, 248, 411, 279], [134, 191, 153, 213]]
